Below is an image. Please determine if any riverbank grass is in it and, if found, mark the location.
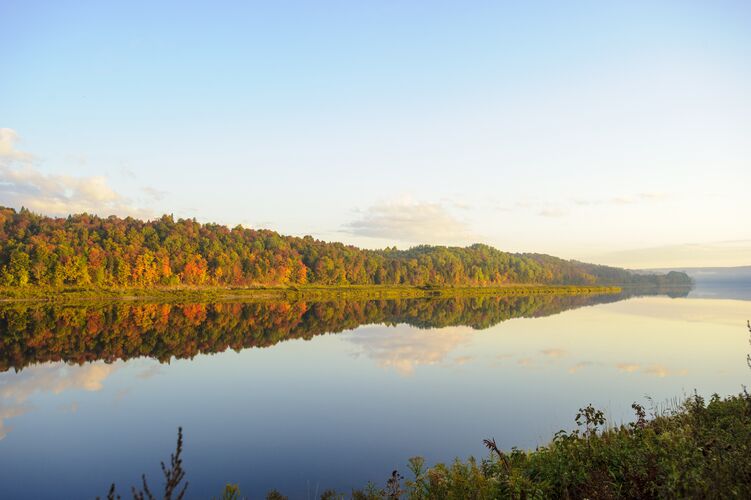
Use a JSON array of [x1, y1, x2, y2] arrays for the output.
[[0, 283, 622, 303]]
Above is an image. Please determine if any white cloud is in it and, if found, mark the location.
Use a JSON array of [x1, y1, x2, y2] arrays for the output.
[[516, 192, 670, 218], [343, 197, 475, 244], [574, 192, 669, 207], [593, 240, 751, 268], [0, 128, 33, 162], [141, 186, 167, 201], [537, 207, 569, 218], [0, 128, 151, 218]]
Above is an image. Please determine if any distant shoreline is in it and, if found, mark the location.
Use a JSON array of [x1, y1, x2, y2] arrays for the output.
[[0, 284, 625, 303]]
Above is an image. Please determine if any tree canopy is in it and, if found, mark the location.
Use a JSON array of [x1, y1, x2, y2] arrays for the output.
[[0, 207, 691, 288]]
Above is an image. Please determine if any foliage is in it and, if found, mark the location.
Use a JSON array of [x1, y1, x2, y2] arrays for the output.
[[101, 392, 751, 499], [216, 484, 242, 500], [0, 207, 691, 289], [394, 391, 751, 499]]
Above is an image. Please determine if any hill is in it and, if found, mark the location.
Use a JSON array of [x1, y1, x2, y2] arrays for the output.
[[0, 207, 691, 289], [645, 266, 751, 284]]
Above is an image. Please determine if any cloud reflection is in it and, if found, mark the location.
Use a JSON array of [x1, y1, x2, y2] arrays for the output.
[[0, 405, 29, 440], [568, 361, 594, 374], [617, 363, 641, 373], [347, 325, 472, 376], [0, 363, 116, 403], [0, 362, 118, 440], [616, 362, 687, 377], [643, 364, 688, 378], [541, 348, 567, 359]]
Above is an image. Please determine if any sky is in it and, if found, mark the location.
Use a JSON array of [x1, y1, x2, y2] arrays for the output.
[[1, 0, 749, 268]]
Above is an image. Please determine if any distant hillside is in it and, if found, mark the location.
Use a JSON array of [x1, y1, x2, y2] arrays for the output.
[[645, 266, 751, 284], [0, 207, 691, 288]]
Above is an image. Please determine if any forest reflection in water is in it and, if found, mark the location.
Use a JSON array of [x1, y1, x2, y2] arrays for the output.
[[0, 288, 686, 373]]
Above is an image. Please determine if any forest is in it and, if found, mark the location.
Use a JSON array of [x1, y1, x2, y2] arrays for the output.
[[0, 207, 691, 289]]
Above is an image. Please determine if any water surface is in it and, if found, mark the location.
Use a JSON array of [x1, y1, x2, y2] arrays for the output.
[[0, 286, 748, 498]]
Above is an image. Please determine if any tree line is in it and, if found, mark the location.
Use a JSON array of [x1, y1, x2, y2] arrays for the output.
[[0, 206, 691, 288]]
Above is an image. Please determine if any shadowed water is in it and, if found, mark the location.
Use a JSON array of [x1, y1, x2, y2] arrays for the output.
[[0, 285, 748, 498]]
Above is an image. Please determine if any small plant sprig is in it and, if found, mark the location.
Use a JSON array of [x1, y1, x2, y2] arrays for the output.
[[99, 427, 188, 500], [575, 404, 606, 437], [631, 402, 647, 430], [385, 470, 404, 499], [482, 438, 511, 473]]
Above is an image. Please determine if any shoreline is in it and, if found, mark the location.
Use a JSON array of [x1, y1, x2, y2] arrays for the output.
[[0, 284, 624, 303]]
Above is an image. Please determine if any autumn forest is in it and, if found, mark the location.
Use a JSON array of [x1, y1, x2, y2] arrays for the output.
[[0, 207, 690, 289]]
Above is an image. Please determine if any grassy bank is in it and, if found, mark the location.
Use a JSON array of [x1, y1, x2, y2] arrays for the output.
[[0, 284, 622, 303], [103, 391, 751, 500]]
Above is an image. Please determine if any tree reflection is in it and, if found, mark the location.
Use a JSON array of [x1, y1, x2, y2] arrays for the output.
[[0, 290, 676, 373]]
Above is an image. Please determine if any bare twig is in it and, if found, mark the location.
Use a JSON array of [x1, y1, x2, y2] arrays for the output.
[[483, 438, 511, 473], [104, 427, 188, 500]]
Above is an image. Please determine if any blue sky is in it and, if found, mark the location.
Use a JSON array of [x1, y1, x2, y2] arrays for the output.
[[1, 1, 749, 267]]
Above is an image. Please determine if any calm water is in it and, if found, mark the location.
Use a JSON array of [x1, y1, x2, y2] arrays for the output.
[[0, 286, 749, 498]]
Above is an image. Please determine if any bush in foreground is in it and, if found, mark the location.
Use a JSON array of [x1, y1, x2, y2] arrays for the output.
[[102, 390, 751, 499]]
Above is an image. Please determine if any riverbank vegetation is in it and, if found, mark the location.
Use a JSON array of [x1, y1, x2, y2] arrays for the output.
[[0, 283, 623, 302], [0, 207, 690, 290], [102, 390, 751, 499]]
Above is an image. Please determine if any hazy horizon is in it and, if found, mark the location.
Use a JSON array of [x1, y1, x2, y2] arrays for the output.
[[2, 1, 749, 269]]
